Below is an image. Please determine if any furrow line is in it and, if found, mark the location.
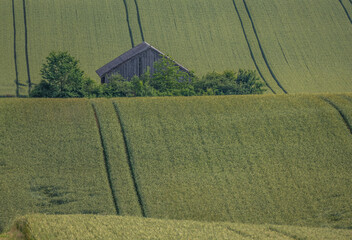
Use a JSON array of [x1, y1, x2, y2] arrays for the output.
[[268, 226, 304, 240], [242, 0, 288, 94], [231, 0, 275, 94], [123, 0, 135, 47], [113, 102, 146, 217], [134, 0, 145, 41], [12, 0, 19, 97], [22, 0, 31, 94], [338, 0, 352, 24], [91, 103, 120, 215], [226, 227, 256, 239], [320, 97, 352, 135]]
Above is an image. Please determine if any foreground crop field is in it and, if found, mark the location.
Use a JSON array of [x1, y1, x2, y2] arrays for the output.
[[6, 214, 352, 240], [1, 95, 352, 233], [1, 0, 351, 95], [0, 99, 116, 232]]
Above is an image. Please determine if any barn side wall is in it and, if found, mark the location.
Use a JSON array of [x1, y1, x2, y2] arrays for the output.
[[105, 48, 162, 81]]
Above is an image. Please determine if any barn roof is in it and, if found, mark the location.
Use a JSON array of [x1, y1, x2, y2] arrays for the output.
[[96, 42, 189, 77]]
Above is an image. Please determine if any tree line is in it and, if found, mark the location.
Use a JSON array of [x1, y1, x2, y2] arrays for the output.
[[30, 51, 266, 98]]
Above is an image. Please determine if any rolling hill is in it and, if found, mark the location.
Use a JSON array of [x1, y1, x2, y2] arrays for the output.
[[1, 94, 352, 233]]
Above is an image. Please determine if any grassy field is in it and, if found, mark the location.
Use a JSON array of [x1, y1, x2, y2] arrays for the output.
[[3, 214, 351, 240], [1, 0, 351, 95], [1, 95, 352, 233], [114, 94, 352, 228], [0, 99, 116, 232]]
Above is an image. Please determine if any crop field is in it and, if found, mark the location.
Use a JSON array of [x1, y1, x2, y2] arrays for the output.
[[1, 95, 352, 233], [0, 99, 116, 232], [1, 0, 351, 95], [5, 214, 352, 240], [0, 0, 15, 96], [114, 94, 352, 228]]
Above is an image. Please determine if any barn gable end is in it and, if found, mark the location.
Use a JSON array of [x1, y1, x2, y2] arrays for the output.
[[96, 42, 189, 83]]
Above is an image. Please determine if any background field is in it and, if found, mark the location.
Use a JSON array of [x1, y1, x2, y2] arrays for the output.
[[3, 214, 351, 240], [1, 0, 351, 95], [1, 95, 352, 232]]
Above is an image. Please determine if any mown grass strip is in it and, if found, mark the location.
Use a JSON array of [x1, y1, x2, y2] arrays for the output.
[[91, 103, 119, 215], [338, 0, 352, 24], [134, 0, 144, 42], [12, 0, 19, 97], [231, 0, 275, 94], [22, 0, 31, 94], [113, 101, 146, 217], [123, 0, 135, 47], [241, 0, 287, 94], [320, 97, 352, 135]]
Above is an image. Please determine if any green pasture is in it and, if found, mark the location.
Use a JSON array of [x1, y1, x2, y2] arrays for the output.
[[115, 94, 352, 228], [9, 214, 352, 240], [0, 99, 116, 232]]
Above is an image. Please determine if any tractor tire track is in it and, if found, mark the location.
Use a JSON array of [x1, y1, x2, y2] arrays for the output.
[[123, 0, 135, 47], [91, 103, 120, 215], [113, 101, 146, 217], [338, 0, 352, 24], [12, 0, 19, 97], [268, 226, 305, 240], [134, 0, 145, 42], [242, 0, 288, 94], [22, 0, 31, 94], [231, 0, 275, 94], [320, 97, 352, 135]]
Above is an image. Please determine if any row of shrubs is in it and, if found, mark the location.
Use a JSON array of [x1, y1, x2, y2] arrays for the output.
[[30, 51, 266, 98]]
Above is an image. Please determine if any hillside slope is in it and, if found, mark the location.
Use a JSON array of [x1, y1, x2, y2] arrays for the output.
[[1, 0, 351, 95], [1, 95, 352, 232]]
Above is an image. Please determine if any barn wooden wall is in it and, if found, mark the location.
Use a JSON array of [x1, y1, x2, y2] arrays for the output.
[[105, 48, 162, 81]]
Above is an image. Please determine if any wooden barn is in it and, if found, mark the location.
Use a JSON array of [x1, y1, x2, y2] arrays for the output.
[[96, 42, 189, 83]]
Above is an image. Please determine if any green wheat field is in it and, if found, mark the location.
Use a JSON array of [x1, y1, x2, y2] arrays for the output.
[[0, 0, 352, 239]]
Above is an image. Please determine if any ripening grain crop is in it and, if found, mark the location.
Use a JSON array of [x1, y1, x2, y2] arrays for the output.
[[12, 214, 352, 240]]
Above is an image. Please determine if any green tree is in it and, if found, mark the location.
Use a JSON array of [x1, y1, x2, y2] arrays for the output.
[[149, 56, 195, 96], [30, 51, 98, 97]]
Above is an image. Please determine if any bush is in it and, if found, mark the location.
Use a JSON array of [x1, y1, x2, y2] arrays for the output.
[[194, 69, 266, 95], [30, 51, 99, 98]]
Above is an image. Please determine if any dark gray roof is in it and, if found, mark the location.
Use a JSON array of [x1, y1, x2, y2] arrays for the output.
[[96, 42, 189, 77]]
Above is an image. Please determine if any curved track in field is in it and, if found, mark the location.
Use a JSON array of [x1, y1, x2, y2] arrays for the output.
[[134, 0, 145, 42], [22, 0, 31, 94], [92, 103, 120, 215], [113, 102, 147, 217], [231, 0, 275, 94], [338, 0, 352, 24], [123, 0, 135, 47], [242, 0, 287, 94]]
